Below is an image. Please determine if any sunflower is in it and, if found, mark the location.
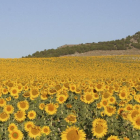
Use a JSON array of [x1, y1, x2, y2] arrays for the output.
[[125, 104, 133, 111], [17, 100, 29, 111], [56, 94, 67, 104], [95, 83, 104, 91], [83, 92, 94, 104], [93, 93, 99, 100], [0, 98, 6, 107], [17, 84, 23, 91], [41, 126, 51, 136], [69, 84, 76, 92], [0, 112, 10, 122], [40, 93, 48, 100], [3, 104, 14, 114], [117, 108, 125, 116], [97, 102, 102, 109], [45, 103, 57, 115], [61, 126, 86, 140], [24, 121, 35, 132], [65, 114, 77, 123], [28, 126, 41, 139], [23, 91, 30, 98], [30, 88, 40, 98], [2, 88, 9, 94], [92, 118, 108, 138], [102, 91, 111, 99], [108, 96, 116, 104], [8, 123, 18, 133], [27, 110, 36, 120], [66, 103, 72, 109], [128, 109, 140, 122], [123, 137, 130, 140], [14, 110, 26, 122], [10, 87, 19, 97], [6, 97, 11, 101], [100, 99, 109, 108], [133, 104, 140, 110], [107, 135, 119, 140], [132, 114, 140, 130], [104, 105, 116, 116], [39, 103, 45, 110], [119, 89, 129, 100], [9, 129, 23, 140]]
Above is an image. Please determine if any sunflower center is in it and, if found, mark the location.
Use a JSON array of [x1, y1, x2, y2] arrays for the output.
[[17, 111, 23, 118], [103, 93, 110, 98], [27, 124, 32, 128], [71, 87, 75, 90], [95, 94, 98, 98], [68, 116, 75, 121], [12, 132, 19, 139], [136, 118, 140, 126], [67, 130, 80, 140], [103, 101, 107, 105], [30, 113, 34, 117], [107, 107, 114, 113], [48, 104, 55, 111], [32, 89, 38, 96], [95, 124, 103, 133], [44, 128, 48, 133], [4, 89, 7, 92], [131, 111, 139, 118], [31, 127, 40, 135], [12, 89, 17, 94], [7, 107, 12, 111], [59, 97, 64, 101], [121, 92, 126, 97], [97, 84, 102, 89], [0, 112, 8, 119], [20, 102, 26, 108], [86, 95, 92, 101], [0, 99, 4, 104], [10, 126, 14, 130]]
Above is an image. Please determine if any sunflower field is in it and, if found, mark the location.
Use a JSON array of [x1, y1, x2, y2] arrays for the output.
[[0, 55, 140, 140]]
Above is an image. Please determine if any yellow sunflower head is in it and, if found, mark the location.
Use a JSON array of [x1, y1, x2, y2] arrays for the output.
[[27, 110, 36, 120], [65, 114, 77, 124], [56, 94, 67, 104], [83, 92, 94, 104], [17, 100, 29, 111], [14, 110, 26, 122], [107, 135, 120, 140], [61, 126, 86, 140], [8, 123, 18, 133], [39, 103, 45, 110], [45, 103, 57, 115], [3, 104, 14, 114], [92, 118, 108, 138], [10, 87, 19, 97], [41, 126, 51, 136], [0, 112, 10, 122], [24, 121, 35, 132], [0, 98, 6, 107], [9, 129, 23, 140], [28, 126, 41, 139]]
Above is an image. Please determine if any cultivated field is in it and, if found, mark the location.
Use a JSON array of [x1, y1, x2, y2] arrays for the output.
[[0, 55, 140, 140]]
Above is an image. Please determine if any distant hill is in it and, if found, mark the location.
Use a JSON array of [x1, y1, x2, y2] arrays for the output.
[[22, 31, 140, 58]]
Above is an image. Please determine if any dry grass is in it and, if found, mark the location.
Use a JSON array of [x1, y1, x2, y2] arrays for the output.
[[60, 48, 140, 57]]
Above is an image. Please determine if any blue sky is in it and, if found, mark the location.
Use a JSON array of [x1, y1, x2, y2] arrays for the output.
[[0, 0, 140, 58]]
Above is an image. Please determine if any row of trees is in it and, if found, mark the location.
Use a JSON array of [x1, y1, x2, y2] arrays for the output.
[[23, 31, 140, 58]]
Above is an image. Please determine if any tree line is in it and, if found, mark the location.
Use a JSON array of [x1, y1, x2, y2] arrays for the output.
[[23, 31, 140, 58]]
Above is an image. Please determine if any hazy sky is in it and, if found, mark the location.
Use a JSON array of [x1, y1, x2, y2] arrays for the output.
[[0, 0, 140, 58]]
